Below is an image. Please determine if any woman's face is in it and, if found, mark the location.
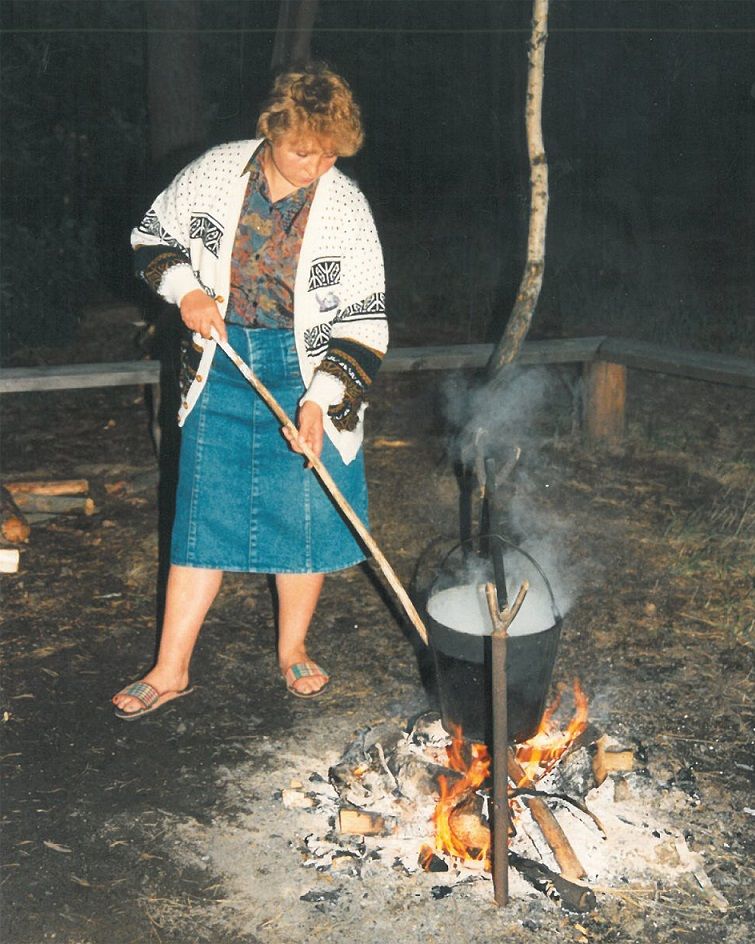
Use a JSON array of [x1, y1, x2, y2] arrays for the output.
[[266, 132, 338, 195]]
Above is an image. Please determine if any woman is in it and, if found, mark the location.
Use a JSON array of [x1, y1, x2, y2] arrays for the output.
[[113, 65, 387, 717]]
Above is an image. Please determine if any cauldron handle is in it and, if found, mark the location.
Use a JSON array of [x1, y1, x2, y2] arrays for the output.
[[485, 534, 562, 624], [429, 535, 562, 625]]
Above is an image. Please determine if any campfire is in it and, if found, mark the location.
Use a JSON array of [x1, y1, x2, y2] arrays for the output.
[[414, 679, 600, 911], [285, 455, 729, 915], [285, 681, 728, 916]]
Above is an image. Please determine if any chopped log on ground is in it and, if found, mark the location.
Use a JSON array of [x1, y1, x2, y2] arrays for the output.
[[10, 494, 96, 516], [4, 478, 89, 497], [592, 735, 634, 785], [1, 486, 30, 543], [0, 547, 21, 573], [338, 807, 389, 836], [509, 851, 597, 913]]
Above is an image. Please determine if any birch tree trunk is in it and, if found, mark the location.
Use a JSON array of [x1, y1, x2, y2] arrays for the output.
[[488, 0, 550, 377]]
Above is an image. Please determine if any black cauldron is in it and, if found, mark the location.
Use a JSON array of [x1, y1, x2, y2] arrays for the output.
[[425, 543, 562, 744]]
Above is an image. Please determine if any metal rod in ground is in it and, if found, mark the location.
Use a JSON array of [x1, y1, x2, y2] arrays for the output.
[[486, 582, 510, 907], [213, 331, 429, 645]]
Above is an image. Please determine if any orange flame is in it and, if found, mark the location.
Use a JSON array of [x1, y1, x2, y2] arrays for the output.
[[432, 726, 491, 863], [431, 680, 589, 865], [514, 679, 589, 785]]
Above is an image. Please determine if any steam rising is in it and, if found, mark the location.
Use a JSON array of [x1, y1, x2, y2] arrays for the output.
[[437, 364, 581, 622]]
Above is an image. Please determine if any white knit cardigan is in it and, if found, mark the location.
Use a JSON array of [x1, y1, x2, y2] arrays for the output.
[[131, 139, 388, 463]]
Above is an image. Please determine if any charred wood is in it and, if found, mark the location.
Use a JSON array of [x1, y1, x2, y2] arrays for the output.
[[509, 851, 596, 913]]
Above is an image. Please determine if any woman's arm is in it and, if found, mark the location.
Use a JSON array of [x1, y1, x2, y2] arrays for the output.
[[301, 190, 388, 430]]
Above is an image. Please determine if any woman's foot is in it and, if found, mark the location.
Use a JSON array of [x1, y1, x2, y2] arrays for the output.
[[112, 668, 191, 718], [280, 649, 329, 697]]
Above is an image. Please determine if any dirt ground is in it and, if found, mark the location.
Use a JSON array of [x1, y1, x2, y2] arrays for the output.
[[1, 348, 753, 943]]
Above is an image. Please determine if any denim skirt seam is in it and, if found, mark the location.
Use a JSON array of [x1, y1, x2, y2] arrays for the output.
[[185, 382, 211, 562]]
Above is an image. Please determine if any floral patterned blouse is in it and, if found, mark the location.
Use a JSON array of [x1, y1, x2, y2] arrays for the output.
[[225, 146, 316, 329]]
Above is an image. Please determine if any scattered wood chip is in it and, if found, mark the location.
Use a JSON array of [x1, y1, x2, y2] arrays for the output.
[[0, 548, 20, 573], [338, 807, 389, 836], [592, 734, 634, 785], [43, 841, 72, 853], [282, 788, 316, 810], [371, 437, 413, 448]]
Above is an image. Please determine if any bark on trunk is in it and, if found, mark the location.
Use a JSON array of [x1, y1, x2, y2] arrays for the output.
[[146, 0, 208, 168], [271, 0, 319, 71], [488, 0, 550, 377]]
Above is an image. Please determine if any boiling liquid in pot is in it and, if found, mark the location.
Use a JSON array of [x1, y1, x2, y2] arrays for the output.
[[427, 583, 553, 637]]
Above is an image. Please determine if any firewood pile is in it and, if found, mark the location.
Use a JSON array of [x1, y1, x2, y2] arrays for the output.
[[280, 711, 729, 914], [1, 479, 96, 573]]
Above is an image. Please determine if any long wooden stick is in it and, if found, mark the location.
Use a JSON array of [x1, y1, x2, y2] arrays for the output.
[[486, 583, 510, 907], [214, 333, 429, 645], [485, 579, 529, 907], [484, 577, 587, 883]]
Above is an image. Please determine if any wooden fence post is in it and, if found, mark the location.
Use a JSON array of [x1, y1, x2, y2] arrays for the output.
[[584, 361, 626, 447]]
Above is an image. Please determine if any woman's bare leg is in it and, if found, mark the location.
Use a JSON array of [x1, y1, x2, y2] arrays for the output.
[[276, 572, 327, 695], [112, 565, 223, 713]]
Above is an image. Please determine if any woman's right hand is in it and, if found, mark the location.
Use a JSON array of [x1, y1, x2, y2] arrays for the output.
[[179, 289, 227, 343]]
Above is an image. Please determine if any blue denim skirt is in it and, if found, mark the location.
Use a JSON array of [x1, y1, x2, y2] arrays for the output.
[[170, 325, 368, 573]]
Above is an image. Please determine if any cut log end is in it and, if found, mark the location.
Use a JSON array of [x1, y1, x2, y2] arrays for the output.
[[1, 486, 31, 543]]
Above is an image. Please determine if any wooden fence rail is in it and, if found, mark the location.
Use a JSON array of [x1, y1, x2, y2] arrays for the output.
[[2, 336, 753, 445]]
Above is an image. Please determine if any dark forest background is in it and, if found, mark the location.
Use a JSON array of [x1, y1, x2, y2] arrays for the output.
[[1, 0, 753, 361]]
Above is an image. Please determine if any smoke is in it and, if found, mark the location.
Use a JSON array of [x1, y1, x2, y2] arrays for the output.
[[440, 364, 582, 622], [444, 364, 561, 465]]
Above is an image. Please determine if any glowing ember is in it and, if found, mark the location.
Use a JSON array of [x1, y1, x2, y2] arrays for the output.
[[431, 680, 589, 866]]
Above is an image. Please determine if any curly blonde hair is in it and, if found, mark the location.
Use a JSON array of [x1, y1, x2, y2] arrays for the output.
[[256, 64, 364, 157]]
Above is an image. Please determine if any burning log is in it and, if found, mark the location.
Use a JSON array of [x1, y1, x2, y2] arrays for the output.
[[1, 486, 30, 543], [433, 736, 491, 864], [394, 756, 464, 803], [446, 792, 491, 860]]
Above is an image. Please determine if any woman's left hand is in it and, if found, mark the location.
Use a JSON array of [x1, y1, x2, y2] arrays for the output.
[[283, 401, 323, 467]]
